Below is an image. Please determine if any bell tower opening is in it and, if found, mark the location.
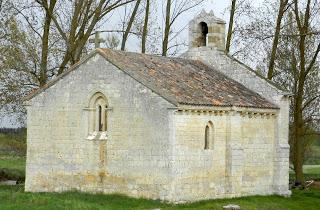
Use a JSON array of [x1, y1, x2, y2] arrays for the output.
[[188, 10, 226, 50], [198, 22, 208, 47]]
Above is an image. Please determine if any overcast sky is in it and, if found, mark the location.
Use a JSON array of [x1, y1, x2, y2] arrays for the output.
[[0, 0, 265, 128]]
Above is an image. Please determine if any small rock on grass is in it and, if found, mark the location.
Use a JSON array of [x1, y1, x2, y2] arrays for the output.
[[223, 204, 241, 210]]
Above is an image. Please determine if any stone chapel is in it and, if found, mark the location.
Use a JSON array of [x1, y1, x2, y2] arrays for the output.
[[24, 10, 291, 202]]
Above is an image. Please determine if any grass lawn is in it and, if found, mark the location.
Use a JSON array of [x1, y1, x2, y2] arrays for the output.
[[0, 185, 320, 210], [0, 154, 26, 172], [304, 165, 320, 174]]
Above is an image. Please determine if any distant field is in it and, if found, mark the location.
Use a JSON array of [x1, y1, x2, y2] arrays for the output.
[[305, 134, 320, 165], [0, 131, 26, 181], [304, 165, 320, 174], [303, 165, 320, 181], [0, 131, 26, 155], [289, 165, 320, 182]]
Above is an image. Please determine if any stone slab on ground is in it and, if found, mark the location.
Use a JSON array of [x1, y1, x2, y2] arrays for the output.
[[223, 204, 241, 210]]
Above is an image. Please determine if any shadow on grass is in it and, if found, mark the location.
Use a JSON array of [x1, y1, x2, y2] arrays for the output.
[[0, 168, 25, 182]]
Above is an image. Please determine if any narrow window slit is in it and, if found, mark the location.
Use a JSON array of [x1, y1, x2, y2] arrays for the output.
[[204, 121, 213, 150], [205, 125, 209, 149], [98, 105, 102, 131]]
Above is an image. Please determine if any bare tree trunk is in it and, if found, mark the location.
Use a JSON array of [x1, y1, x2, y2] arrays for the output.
[[121, 0, 141, 51], [291, 0, 313, 186], [267, 0, 288, 79], [293, 92, 305, 186], [225, 0, 236, 53], [141, 0, 149, 53], [162, 0, 171, 56], [39, 0, 56, 87], [0, 0, 3, 11]]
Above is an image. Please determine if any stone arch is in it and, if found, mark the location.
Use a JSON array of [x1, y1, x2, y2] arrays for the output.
[[198, 22, 208, 47], [204, 121, 214, 150], [88, 92, 108, 133]]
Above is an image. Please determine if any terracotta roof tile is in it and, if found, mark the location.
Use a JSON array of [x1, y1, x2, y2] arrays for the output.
[[98, 49, 278, 109], [25, 48, 278, 109]]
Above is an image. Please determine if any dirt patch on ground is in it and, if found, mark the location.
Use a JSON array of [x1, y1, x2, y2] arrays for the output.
[[311, 181, 320, 189]]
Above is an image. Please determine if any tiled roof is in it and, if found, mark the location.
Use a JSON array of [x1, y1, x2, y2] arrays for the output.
[[98, 49, 277, 109], [25, 48, 278, 109]]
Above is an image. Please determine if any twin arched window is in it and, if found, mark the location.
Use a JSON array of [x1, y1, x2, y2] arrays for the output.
[[88, 92, 108, 133], [204, 121, 213, 150]]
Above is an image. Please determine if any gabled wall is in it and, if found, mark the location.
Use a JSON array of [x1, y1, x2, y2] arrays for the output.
[[25, 54, 174, 200]]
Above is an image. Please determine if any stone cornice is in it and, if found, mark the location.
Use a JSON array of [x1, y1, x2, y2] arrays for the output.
[[170, 105, 278, 118]]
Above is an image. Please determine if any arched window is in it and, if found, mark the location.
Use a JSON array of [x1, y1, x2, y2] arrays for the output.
[[88, 92, 108, 133], [204, 121, 213, 150], [205, 125, 210, 149], [98, 105, 102, 131], [198, 22, 208, 47]]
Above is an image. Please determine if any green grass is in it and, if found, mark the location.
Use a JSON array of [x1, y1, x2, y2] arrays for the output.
[[0, 185, 320, 210], [304, 165, 320, 174], [0, 154, 26, 172], [0, 154, 25, 181]]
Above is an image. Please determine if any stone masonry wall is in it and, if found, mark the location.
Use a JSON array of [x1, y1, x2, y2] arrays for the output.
[[169, 109, 277, 202], [25, 54, 173, 200]]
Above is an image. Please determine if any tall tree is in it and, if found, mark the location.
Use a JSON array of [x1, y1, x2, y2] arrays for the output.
[[290, 0, 320, 185], [141, 0, 150, 53], [267, 0, 289, 79], [39, 0, 56, 86], [0, 0, 134, 122], [121, 0, 141, 50], [162, 0, 171, 56], [225, 0, 237, 53]]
